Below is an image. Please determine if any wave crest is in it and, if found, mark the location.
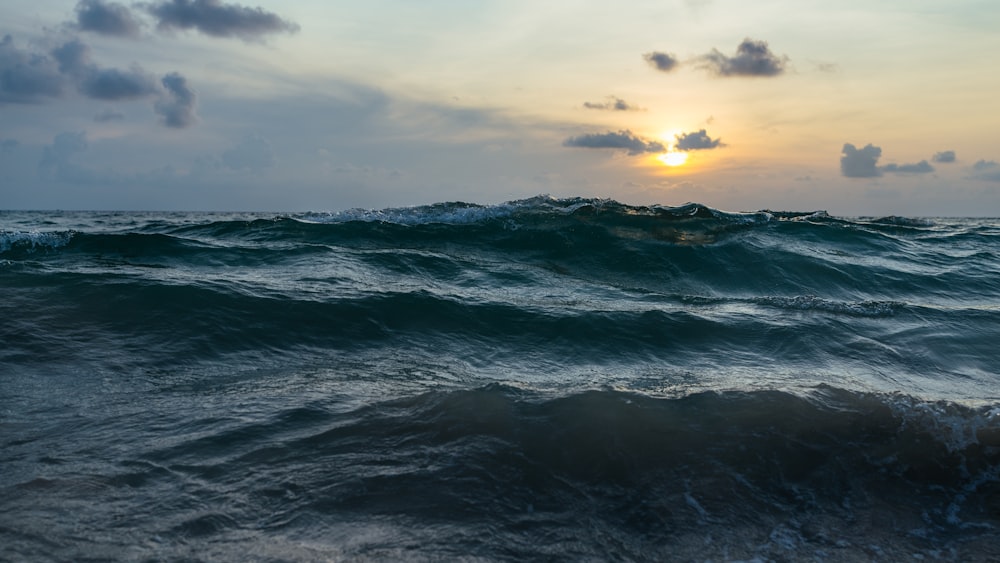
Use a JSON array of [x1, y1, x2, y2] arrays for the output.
[[0, 230, 73, 256]]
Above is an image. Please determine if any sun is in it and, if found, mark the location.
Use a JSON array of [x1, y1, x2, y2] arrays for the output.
[[657, 152, 689, 167]]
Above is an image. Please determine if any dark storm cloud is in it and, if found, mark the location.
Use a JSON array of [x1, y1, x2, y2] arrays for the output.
[[563, 130, 666, 155], [932, 150, 956, 163], [75, 0, 143, 37], [972, 160, 1000, 182], [222, 134, 274, 170], [674, 129, 722, 151], [52, 39, 159, 100], [643, 51, 679, 73], [698, 38, 788, 77], [0, 35, 67, 103], [582, 96, 641, 111], [881, 160, 934, 174], [155, 71, 197, 127], [144, 0, 300, 40], [841, 143, 882, 178]]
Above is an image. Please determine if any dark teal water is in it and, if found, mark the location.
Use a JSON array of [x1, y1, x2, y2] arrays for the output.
[[3, 197, 1000, 560]]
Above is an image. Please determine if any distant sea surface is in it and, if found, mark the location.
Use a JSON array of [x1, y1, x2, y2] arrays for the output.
[[3, 196, 1000, 561]]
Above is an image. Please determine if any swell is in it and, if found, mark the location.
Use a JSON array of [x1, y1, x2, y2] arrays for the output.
[[9, 226, 997, 304], [4, 267, 999, 387], [5, 200, 998, 306], [3, 200, 999, 381]]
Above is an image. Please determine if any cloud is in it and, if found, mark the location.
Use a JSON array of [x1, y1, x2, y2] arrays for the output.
[[3, 35, 158, 105], [38, 131, 92, 181], [75, 0, 143, 37], [881, 160, 934, 174], [842, 145, 939, 177], [50, 39, 90, 75], [841, 143, 882, 178], [563, 130, 665, 155], [155, 71, 198, 127], [643, 51, 679, 73], [94, 108, 125, 122], [2, 138, 19, 153], [36, 130, 139, 185], [83, 66, 159, 100], [144, 0, 300, 40], [0, 35, 67, 104], [222, 134, 274, 170], [674, 129, 723, 151], [697, 38, 788, 77], [52, 39, 160, 100], [684, 0, 713, 12], [582, 96, 641, 111], [40, 130, 88, 165], [932, 150, 956, 163], [972, 160, 1000, 182], [3, 36, 198, 128]]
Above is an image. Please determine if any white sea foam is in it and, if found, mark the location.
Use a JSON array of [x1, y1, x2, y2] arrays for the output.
[[298, 202, 520, 225], [296, 196, 775, 227], [0, 230, 72, 254], [890, 396, 1000, 453]]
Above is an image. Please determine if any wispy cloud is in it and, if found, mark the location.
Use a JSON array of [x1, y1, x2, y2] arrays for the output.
[[563, 130, 665, 155], [697, 38, 788, 77], [74, 0, 143, 38], [144, 0, 300, 41], [94, 108, 125, 122], [643, 51, 679, 73], [222, 134, 274, 170], [675, 129, 723, 150], [38, 130, 93, 182], [582, 96, 642, 111], [972, 160, 1000, 182]]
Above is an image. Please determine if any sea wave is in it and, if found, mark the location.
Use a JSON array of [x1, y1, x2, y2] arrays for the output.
[[3, 201, 1000, 561], [5, 385, 999, 561], [3, 200, 999, 392], [0, 229, 73, 255]]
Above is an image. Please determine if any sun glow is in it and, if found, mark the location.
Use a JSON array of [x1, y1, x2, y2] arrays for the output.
[[658, 152, 689, 167]]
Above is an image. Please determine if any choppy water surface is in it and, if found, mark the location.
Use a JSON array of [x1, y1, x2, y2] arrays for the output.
[[3, 197, 1000, 560]]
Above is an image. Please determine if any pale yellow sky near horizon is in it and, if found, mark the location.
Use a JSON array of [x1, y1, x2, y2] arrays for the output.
[[2, 0, 999, 214]]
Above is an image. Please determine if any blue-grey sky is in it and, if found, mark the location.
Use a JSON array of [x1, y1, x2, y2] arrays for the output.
[[2, 0, 999, 214]]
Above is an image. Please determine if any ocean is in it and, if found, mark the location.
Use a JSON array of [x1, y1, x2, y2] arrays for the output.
[[2, 196, 999, 561]]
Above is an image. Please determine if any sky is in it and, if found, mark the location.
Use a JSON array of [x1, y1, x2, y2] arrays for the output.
[[1, 0, 999, 214]]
